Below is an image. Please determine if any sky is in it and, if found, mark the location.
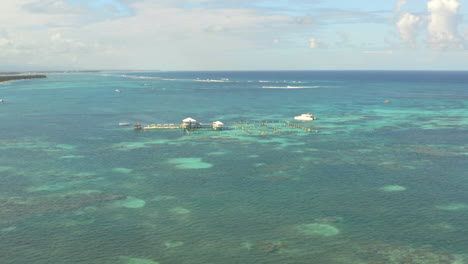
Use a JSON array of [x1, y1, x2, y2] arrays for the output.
[[0, 0, 467, 71]]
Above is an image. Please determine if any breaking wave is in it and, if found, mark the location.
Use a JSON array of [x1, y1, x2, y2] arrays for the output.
[[100, 73, 161, 80], [262, 86, 323, 89], [194, 78, 233, 83]]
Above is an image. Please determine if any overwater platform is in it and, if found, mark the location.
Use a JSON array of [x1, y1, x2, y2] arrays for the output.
[[143, 124, 180, 130], [130, 117, 320, 135]]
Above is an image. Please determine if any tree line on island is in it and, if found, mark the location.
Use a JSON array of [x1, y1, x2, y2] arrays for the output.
[[0, 75, 47, 83]]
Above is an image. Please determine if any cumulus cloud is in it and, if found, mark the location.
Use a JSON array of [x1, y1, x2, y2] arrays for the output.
[[50, 32, 87, 52], [395, 0, 408, 12], [396, 12, 424, 48], [335, 31, 351, 47], [336, 32, 349, 41], [363, 50, 394, 54], [296, 16, 314, 25], [22, 0, 81, 14], [309, 37, 320, 48], [0, 30, 12, 48], [0, 0, 298, 69], [395, 0, 465, 50], [427, 0, 464, 49], [204, 24, 229, 33]]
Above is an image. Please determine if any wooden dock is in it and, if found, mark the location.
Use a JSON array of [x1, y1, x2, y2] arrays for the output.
[[235, 120, 319, 135], [144, 126, 180, 130], [180, 123, 213, 129], [233, 122, 252, 134], [133, 119, 319, 135], [285, 121, 319, 133]]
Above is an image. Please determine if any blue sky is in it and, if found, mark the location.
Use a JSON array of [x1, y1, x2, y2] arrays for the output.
[[0, 0, 467, 71]]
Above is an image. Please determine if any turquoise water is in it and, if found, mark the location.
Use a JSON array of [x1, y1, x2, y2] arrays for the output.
[[1, 71, 467, 264]]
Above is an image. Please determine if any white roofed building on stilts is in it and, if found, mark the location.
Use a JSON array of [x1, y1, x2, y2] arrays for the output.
[[181, 117, 200, 129], [212, 121, 224, 130]]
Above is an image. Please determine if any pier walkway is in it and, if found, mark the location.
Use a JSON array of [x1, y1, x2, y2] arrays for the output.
[[132, 119, 320, 136]]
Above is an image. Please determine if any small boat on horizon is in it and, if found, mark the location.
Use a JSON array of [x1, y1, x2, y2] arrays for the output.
[[294, 113, 317, 121]]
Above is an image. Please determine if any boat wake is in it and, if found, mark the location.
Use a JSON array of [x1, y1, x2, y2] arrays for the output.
[[262, 86, 323, 89], [194, 78, 233, 83], [100, 73, 161, 80]]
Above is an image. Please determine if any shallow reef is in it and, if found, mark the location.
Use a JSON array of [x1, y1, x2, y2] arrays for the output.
[[167, 157, 213, 169], [0, 191, 125, 224], [313, 216, 343, 224], [435, 203, 468, 211], [254, 241, 288, 253], [296, 223, 340, 237], [357, 243, 457, 264], [118, 256, 160, 264], [380, 185, 407, 192]]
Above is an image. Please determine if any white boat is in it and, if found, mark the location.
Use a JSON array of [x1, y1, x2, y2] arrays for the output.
[[294, 113, 316, 121]]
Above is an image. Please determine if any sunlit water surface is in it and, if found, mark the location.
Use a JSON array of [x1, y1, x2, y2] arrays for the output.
[[1, 71, 467, 264]]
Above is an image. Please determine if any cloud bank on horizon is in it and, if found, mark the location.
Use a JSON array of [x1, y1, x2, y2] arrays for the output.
[[0, 0, 467, 70]]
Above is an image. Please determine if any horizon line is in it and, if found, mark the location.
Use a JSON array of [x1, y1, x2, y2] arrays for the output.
[[2, 69, 468, 73]]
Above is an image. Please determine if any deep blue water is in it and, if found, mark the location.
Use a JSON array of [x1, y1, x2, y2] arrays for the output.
[[0, 71, 467, 264]]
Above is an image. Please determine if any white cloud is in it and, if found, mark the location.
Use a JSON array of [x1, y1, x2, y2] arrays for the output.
[[335, 31, 351, 47], [0, 0, 295, 69], [395, 0, 465, 50], [309, 37, 320, 48], [296, 16, 314, 25], [204, 24, 229, 33], [0, 30, 12, 47], [22, 0, 82, 14], [336, 32, 349, 42], [427, 0, 464, 49], [363, 50, 394, 54], [50, 32, 87, 52], [396, 12, 424, 48], [395, 0, 408, 12], [2, 0, 466, 70]]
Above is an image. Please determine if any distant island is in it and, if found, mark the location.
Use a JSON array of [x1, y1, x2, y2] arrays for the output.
[[0, 75, 47, 83]]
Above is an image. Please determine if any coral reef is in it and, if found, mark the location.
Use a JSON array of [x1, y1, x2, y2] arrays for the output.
[[390, 145, 465, 157], [0, 192, 125, 223], [169, 207, 191, 214], [164, 241, 184, 248], [378, 162, 415, 171], [112, 168, 134, 174], [313, 216, 343, 224], [263, 175, 294, 181], [358, 243, 456, 264], [119, 256, 160, 264], [167, 158, 213, 169], [436, 203, 468, 211], [115, 196, 146, 208], [260, 164, 294, 174], [255, 241, 288, 253], [379, 185, 407, 192], [297, 223, 340, 237]]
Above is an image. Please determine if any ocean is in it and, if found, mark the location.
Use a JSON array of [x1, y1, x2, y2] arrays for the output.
[[0, 71, 467, 264]]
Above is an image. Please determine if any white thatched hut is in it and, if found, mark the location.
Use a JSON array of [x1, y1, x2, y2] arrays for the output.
[[182, 117, 197, 124], [181, 117, 199, 129], [212, 121, 224, 130]]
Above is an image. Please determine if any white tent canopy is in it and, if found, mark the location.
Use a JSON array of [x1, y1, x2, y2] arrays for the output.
[[182, 117, 197, 123]]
